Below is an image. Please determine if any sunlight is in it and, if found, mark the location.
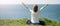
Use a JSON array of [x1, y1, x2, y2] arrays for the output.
[[0, 0, 60, 4]]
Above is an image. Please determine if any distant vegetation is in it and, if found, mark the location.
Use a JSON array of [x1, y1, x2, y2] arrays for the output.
[[0, 18, 60, 26]]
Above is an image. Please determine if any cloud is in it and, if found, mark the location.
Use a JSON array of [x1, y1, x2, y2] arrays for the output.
[[0, 0, 60, 4], [0, 0, 17, 4]]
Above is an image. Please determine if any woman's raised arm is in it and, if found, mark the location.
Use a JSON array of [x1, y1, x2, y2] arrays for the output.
[[22, 2, 31, 12], [39, 4, 48, 12]]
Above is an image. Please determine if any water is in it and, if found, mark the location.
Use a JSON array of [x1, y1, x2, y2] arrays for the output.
[[0, 4, 60, 21]]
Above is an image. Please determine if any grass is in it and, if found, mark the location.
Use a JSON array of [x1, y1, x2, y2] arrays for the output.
[[0, 18, 60, 26]]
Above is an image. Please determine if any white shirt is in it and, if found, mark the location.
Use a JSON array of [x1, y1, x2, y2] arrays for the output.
[[30, 10, 40, 23]]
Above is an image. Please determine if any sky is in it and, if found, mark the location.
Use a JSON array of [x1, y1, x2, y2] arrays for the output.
[[0, 0, 60, 4]]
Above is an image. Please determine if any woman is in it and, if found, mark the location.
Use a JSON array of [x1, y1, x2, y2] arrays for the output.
[[22, 3, 48, 25]]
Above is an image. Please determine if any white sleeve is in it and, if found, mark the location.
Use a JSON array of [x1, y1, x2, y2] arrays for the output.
[[22, 3, 31, 12], [30, 9, 32, 12], [40, 4, 48, 12]]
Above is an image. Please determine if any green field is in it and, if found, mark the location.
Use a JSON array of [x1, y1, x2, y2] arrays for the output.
[[0, 18, 60, 26]]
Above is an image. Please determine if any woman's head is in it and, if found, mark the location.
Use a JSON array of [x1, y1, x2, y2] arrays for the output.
[[33, 4, 38, 12]]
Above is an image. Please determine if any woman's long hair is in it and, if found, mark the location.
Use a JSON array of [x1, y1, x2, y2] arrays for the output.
[[33, 4, 38, 12]]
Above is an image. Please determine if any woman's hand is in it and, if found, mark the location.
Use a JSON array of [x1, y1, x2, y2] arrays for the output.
[[22, 2, 32, 12], [46, 2, 48, 6]]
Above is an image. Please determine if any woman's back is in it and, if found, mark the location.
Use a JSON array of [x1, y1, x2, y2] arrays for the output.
[[30, 10, 40, 23]]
